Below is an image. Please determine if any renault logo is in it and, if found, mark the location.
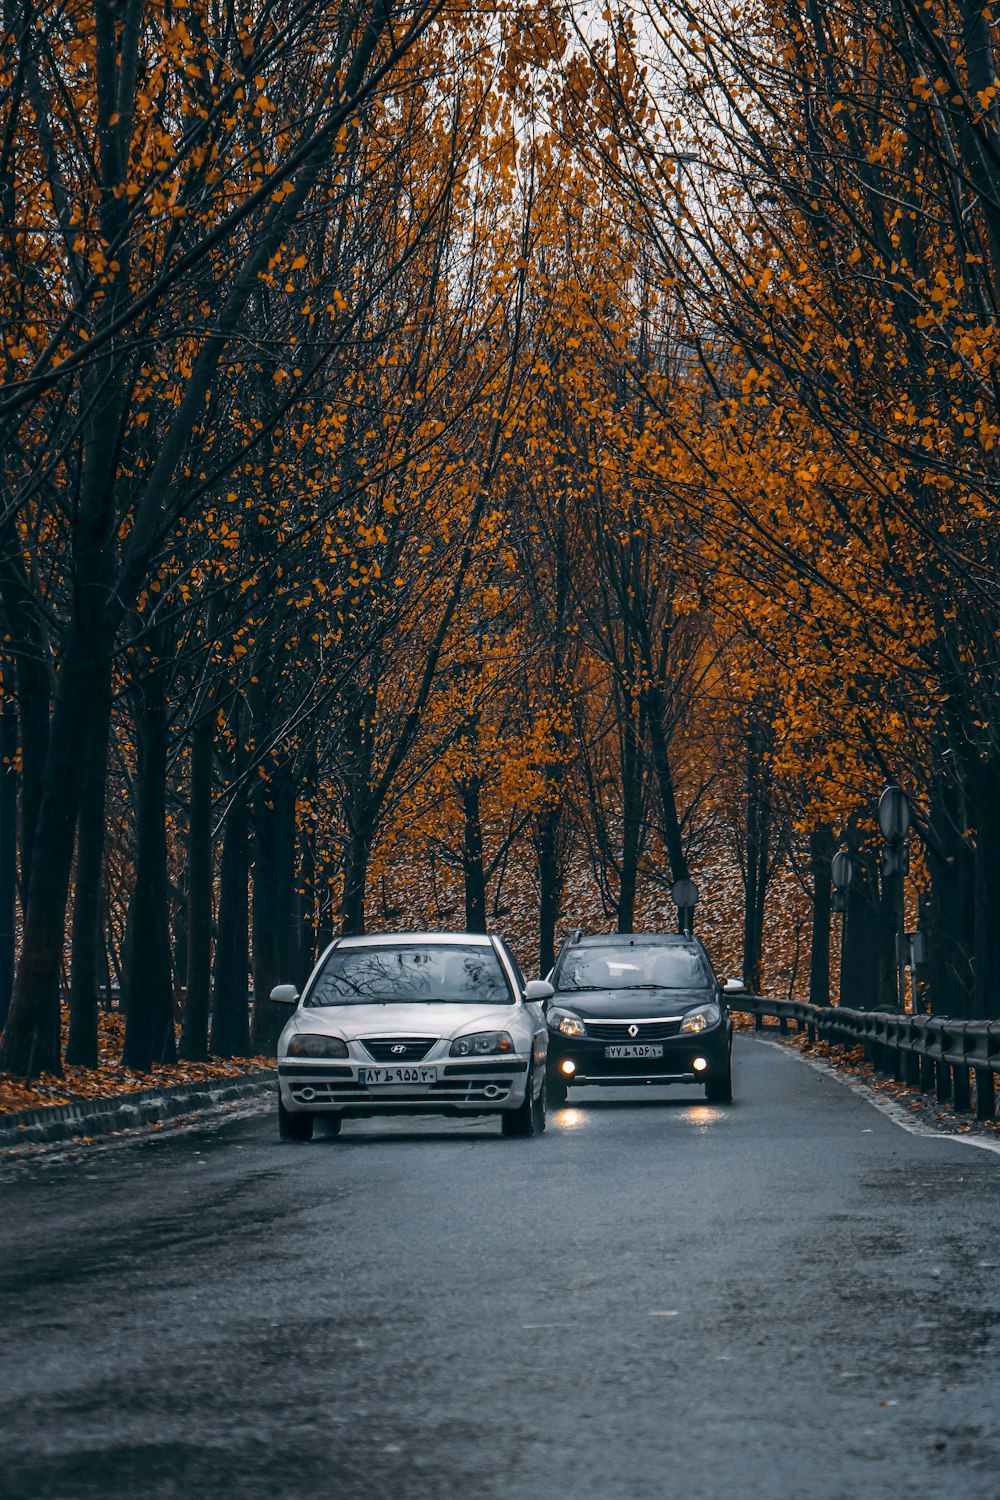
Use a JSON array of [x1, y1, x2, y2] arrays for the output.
[[391, 1044, 407, 1055], [627, 1024, 639, 1039]]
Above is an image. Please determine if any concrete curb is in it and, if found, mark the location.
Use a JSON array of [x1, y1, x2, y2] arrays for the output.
[[0, 1070, 277, 1149]]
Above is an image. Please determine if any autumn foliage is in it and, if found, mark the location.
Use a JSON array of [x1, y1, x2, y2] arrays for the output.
[[2, 0, 1000, 1085]]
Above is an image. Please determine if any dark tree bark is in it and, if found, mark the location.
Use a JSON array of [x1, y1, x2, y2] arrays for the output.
[[971, 759, 1000, 1021], [926, 773, 975, 1016], [643, 688, 689, 884], [808, 824, 834, 1007], [0, 543, 51, 897], [841, 850, 882, 1009], [0, 625, 110, 1077], [179, 704, 214, 1060], [211, 784, 251, 1057], [122, 661, 176, 1070], [0, 684, 16, 1028], [341, 823, 372, 937], [459, 776, 487, 933], [66, 684, 112, 1066], [616, 696, 645, 934], [251, 760, 296, 1049], [742, 726, 773, 993], [534, 804, 563, 976]]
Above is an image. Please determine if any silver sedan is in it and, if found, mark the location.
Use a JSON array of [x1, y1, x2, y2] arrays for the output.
[[271, 932, 552, 1140]]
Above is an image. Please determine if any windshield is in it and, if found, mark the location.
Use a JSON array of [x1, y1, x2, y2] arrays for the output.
[[555, 945, 711, 992], [306, 943, 513, 1007]]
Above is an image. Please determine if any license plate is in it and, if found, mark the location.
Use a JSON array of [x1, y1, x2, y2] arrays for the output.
[[358, 1066, 438, 1086], [604, 1044, 664, 1059]]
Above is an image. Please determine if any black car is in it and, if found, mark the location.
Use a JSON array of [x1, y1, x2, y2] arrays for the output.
[[544, 932, 734, 1106]]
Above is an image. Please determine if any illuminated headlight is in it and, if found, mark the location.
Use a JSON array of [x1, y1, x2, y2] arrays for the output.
[[286, 1034, 349, 1058], [449, 1031, 515, 1057], [680, 1003, 721, 1034], [547, 1008, 587, 1038]]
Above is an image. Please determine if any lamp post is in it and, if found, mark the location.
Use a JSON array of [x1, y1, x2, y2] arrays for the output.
[[831, 849, 853, 1006], [877, 786, 911, 1010], [670, 877, 698, 936]]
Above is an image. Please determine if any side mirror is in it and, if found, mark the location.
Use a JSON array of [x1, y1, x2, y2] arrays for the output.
[[723, 978, 745, 994], [270, 983, 300, 1006], [524, 979, 554, 1003]]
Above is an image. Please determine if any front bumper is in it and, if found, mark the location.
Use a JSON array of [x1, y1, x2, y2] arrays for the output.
[[277, 1057, 531, 1117], [546, 1028, 729, 1087]]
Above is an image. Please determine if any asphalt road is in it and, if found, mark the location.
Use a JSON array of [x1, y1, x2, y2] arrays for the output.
[[2, 1035, 999, 1500]]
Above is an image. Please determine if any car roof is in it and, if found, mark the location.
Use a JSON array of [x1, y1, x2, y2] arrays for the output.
[[564, 933, 703, 948], [334, 931, 495, 949]]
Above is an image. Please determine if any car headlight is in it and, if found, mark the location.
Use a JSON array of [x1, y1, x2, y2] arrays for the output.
[[286, 1034, 349, 1058], [547, 1008, 587, 1038], [450, 1031, 515, 1057], [680, 1003, 721, 1034]]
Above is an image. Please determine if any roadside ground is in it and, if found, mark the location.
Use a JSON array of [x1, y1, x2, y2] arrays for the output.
[[0, 1008, 271, 1116]]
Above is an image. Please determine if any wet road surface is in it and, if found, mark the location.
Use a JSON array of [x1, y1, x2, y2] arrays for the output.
[[1, 1035, 999, 1500]]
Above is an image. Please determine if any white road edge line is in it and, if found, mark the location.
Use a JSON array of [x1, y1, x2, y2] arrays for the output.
[[751, 1035, 1000, 1158]]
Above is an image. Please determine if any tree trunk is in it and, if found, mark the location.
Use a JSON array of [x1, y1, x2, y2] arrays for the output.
[[742, 728, 773, 993], [251, 763, 296, 1049], [616, 696, 644, 933], [535, 804, 563, 977], [0, 628, 108, 1077], [211, 785, 251, 1057], [459, 777, 487, 933], [841, 851, 881, 1009], [926, 773, 975, 1016], [808, 824, 834, 1007], [294, 808, 317, 985], [66, 685, 112, 1066], [0, 685, 16, 1030], [971, 759, 1000, 1021], [179, 706, 214, 1060], [341, 825, 371, 936], [644, 688, 688, 882], [122, 664, 176, 1070]]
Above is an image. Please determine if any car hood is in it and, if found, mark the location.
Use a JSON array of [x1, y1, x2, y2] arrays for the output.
[[549, 987, 715, 1019], [286, 1001, 521, 1039]]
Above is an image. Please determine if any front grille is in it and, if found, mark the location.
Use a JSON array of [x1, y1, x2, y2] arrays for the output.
[[361, 1036, 436, 1062], [584, 1018, 682, 1042]]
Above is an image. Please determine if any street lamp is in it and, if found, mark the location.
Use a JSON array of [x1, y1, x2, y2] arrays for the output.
[[877, 786, 911, 1010], [670, 877, 698, 935]]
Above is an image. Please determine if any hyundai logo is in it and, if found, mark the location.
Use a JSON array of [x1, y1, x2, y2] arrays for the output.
[[627, 1024, 639, 1038], [390, 1044, 408, 1055]]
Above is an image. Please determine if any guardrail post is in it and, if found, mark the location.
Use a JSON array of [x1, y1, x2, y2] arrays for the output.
[[936, 1060, 951, 1103], [976, 1070, 996, 1121], [919, 1053, 935, 1094], [952, 1065, 971, 1112]]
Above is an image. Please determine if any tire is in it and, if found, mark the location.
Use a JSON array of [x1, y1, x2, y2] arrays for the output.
[[705, 1049, 733, 1104], [545, 1071, 569, 1108], [278, 1096, 314, 1141], [502, 1070, 545, 1137]]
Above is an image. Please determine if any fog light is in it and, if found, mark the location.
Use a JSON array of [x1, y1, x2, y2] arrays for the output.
[[692, 1057, 708, 1072], [561, 1059, 576, 1075]]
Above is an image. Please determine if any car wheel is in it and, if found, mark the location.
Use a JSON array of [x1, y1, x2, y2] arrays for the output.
[[545, 1071, 568, 1108], [705, 1049, 733, 1104], [278, 1096, 314, 1141], [502, 1070, 543, 1138], [532, 1074, 547, 1134]]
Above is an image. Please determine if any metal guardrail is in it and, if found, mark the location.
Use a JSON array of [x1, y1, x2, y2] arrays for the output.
[[731, 995, 999, 1123]]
